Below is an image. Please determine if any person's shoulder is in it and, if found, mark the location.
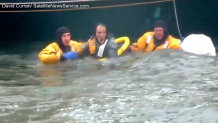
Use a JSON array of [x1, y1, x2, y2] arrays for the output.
[[144, 31, 154, 36], [89, 35, 95, 39], [86, 35, 95, 42], [107, 33, 116, 43], [49, 42, 59, 47], [42, 42, 59, 50], [69, 40, 77, 44], [168, 35, 180, 41], [107, 33, 115, 39], [68, 40, 80, 47], [168, 35, 181, 44], [137, 31, 154, 38]]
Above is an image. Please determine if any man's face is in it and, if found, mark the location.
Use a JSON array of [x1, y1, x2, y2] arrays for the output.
[[154, 27, 164, 40], [96, 25, 106, 44], [62, 33, 71, 46]]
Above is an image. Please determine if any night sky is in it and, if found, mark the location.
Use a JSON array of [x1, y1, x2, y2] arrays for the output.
[[0, 0, 217, 54]]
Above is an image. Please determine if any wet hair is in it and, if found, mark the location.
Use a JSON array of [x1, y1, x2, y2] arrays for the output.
[[95, 23, 107, 31], [93, 23, 114, 38]]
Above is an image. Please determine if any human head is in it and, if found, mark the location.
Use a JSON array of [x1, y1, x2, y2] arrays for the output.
[[95, 23, 107, 44], [56, 26, 71, 46], [154, 20, 166, 40]]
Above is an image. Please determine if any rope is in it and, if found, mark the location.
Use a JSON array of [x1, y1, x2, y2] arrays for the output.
[[1, 0, 182, 39], [0, 0, 173, 13], [0, 0, 103, 4], [173, 0, 182, 38]]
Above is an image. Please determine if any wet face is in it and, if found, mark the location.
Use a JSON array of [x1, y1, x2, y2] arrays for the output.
[[96, 25, 107, 44], [62, 33, 71, 46], [154, 27, 164, 40]]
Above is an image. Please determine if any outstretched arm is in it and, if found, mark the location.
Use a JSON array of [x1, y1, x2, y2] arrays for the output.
[[80, 39, 91, 58], [38, 43, 63, 64], [130, 42, 139, 51], [137, 33, 149, 52]]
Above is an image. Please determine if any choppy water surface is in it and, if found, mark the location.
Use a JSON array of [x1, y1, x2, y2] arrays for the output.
[[0, 50, 218, 123]]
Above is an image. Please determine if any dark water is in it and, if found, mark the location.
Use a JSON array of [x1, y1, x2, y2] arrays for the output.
[[1, 0, 218, 122], [0, 50, 218, 123]]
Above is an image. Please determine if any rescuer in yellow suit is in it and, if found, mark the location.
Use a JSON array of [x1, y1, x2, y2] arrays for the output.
[[128, 20, 181, 52], [38, 26, 86, 64]]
